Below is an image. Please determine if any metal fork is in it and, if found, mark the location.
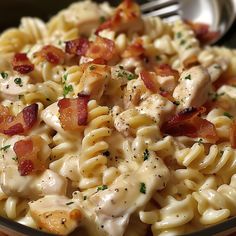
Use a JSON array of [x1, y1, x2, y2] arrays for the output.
[[141, 0, 180, 20]]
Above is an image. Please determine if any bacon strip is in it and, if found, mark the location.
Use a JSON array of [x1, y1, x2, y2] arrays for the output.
[[86, 37, 117, 61], [0, 104, 38, 136], [185, 20, 219, 44], [140, 70, 159, 93], [13, 136, 47, 176], [65, 38, 90, 56], [96, 0, 142, 34], [154, 64, 179, 79], [122, 39, 144, 58], [35, 45, 65, 65], [161, 107, 218, 143], [12, 53, 34, 74], [58, 94, 90, 131]]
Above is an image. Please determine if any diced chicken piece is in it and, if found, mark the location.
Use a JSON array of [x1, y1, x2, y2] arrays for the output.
[[62, 1, 111, 36], [76, 64, 110, 101], [137, 94, 175, 125], [123, 77, 150, 109], [218, 85, 236, 100], [173, 66, 211, 109], [0, 73, 29, 101], [156, 75, 177, 93], [154, 35, 175, 55], [29, 195, 83, 235], [84, 152, 169, 236], [207, 59, 228, 82], [1, 166, 67, 198]]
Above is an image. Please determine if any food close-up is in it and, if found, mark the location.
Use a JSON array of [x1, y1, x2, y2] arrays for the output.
[[0, 0, 236, 235]]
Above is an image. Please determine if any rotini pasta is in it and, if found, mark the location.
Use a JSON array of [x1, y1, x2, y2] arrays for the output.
[[0, 0, 235, 235]]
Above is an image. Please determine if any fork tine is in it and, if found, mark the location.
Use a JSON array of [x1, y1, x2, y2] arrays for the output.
[[141, 0, 178, 13], [142, 4, 179, 18]]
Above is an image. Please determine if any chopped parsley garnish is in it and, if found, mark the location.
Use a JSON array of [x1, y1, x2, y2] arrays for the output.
[[63, 84, 73, 97], [197, 138, 203, 145], [176, 32, 182, 38], [83, 196, 87, 200], [140, 182, 146, 194], [0, 72, 8, 79], [173, 101, 180, 106], [14, 77, 23, 87], [117, 70, 137, 81], [97, 185, 108, 191], [99, 16, 106, 23], [155, 55, 161, 61], [63, 74, 68, 82], [209, 92, 225, 101], [223, 112, 233, 119], [143, 149, 149, 161], [186, 45, 192, 49], [220, 150, 224, 156], [180, 39, 186, 45], [214, 65, 221, 69], [12, 157, 18, 161], [119, 65, 124, 70], [0, 145, 11, 151], [103, 151, 110, 157], [89, 65, 96, 70], [66, 202, 74, 205], [184, 74, 191, 80]]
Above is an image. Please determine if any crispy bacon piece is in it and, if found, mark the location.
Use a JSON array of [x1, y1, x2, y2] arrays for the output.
[[35, 45, 65, 64], [96, 0, 142, 34], [161, 107, 218, 143], [65, 38, 90, 56], [185, 20, 219, 44], [122, 39, 144, 58], [140, 70, 159, 93], [230, 120, 236, 149], [154, 64, 179, 79], [12, 53, 34, 74], [159, 90, 175, 102], [213, 75, 236, 90], [86, 37, 117, 61], [0, 103, 38, 136], [13, 136, 47, 176], [58, 94, 89, 131]]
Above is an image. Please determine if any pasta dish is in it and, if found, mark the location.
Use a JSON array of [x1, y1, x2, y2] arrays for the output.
[[0, 0, 236, 235]]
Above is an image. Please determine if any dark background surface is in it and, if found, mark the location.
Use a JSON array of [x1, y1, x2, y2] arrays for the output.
[[0, 0, 235, 48]]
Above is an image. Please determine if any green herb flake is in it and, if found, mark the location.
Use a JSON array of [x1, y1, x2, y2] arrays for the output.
[[83, 196, 87, 200], [176, 32, 182, 38], [12, 157, 18, 161], [140, 182, 146, 194], [209, 92, 225, 101], [143, 149, 149, 161], [214, 65, 221, 69], [0, 72, 8, 79], [197, 138, 203, 145], [97, 185, 108, 191], [119, 65, 124, 70], [223, 112, 233, 119], [173, 101, 180, 106], [89, 65, 96, 70], [99, 16, 106, 23], [63, 74, 68, 82], [180, 39, 186, 45], [184, 74, 191, 80], [155, 55, 161, 61], [63, 84, 73, 97], [14, 77, 23, 87], [127, 73, 137, 81], [0, 145, 11, 151], [66, 202, 74, 206], [220, 150, 224, 156]]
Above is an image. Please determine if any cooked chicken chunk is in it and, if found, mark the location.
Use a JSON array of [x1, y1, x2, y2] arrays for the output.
[[29, 195, 83, 235], [137, 94, 175, 125], [173, 66, 211, 109]]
